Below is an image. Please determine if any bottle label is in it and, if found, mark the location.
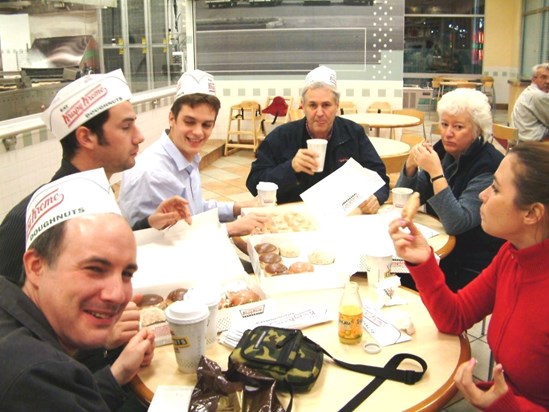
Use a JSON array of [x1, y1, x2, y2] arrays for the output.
[[338, 305, 363, 342]]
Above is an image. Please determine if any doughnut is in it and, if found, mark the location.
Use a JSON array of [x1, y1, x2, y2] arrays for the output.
[[259, 252, 282, 268], [165, 288, 188, 306], [277, 242, 300, 258], [402, 192, 421, 221], [289, 261, 315, 274], [138, 293, 166, 309], [226, 289, 261, 307], [140, 306, 166, 327], [264, 262, 289, 276], [254, 242, 279, 255], [308, 251, 335, 265]]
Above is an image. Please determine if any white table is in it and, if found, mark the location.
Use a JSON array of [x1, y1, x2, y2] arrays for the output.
[[369, 136, 410, 159], [341, 113, 422, 139]]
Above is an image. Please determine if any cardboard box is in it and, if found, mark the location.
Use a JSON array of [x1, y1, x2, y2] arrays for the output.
[[247, 231, 355, 295]]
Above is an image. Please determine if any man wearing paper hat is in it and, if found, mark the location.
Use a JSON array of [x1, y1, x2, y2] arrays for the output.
[[0, 169, 155, 410], [247, 65, 389, 213], [0, 69, 191, 285], [119, 69, 269, 237]]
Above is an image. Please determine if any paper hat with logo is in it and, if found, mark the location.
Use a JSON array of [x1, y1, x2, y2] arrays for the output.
[[42, 69, 132, 140], [304, 66, 337, 89], [175, 69, 216, 100], [25, 168, 121, 249]]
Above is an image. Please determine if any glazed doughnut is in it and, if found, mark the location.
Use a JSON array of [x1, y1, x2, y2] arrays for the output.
[[308, 251, 335, 265], [138, 293, 166, 309], [227, 289, 261, 307], [402, 192, 421, 221], [254, 242, 279, 255], [140, 306, 166, 327], [289, 261, 315, 274], [264, 262, 289, 276], [165, 288, 188, 306], [259, 252, 282, 268]]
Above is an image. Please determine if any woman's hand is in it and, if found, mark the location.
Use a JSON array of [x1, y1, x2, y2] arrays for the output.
[[454, 358, 508, 409], [388, 218, 431, 265], [412, 143, 443, 177]]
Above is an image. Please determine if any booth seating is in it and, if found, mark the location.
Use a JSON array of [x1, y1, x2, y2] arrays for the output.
[[225, 100, 262, 156]]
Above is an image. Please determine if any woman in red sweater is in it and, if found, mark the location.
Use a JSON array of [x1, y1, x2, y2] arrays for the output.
[[389, 142, 549, 411]]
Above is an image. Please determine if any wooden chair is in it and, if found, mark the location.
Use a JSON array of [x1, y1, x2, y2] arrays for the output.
[[225, 100, 262, 156], [400, 133, 425, 149], [382, 152, 409, 188], [455, 82, 478, 89], [367, 101, 392, 114], [481, 76, 496, 113], [339, 100, 358, 115], [392, 108, 426, 139], [430, 123, 441, 143], [289, 107, 304, 121], [492, 123, 518, 152]]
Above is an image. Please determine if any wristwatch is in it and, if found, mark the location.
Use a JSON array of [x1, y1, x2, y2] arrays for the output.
[[430, 174, 445, 183]]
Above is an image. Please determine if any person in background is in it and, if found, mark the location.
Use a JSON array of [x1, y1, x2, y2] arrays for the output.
[[395, 88, 504, 291], [0, 169, 155, 411], [511, 62, 549, 142], [246, 65, 389, 213], [389, 142, 549, 411], [0, 69, 191, 286], [118, 69, 268, 237]]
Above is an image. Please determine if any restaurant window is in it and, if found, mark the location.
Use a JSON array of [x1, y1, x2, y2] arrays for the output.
[[404, 0, 485, 85], [520, 0, 549, 78]]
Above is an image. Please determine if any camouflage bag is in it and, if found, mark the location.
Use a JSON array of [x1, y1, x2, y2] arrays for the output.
[[228, 326, 323, 393]]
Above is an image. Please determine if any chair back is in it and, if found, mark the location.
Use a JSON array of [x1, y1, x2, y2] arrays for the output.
[[339, 101, 358, 115], [367, 101, 392, 114], [400, 134, 425, 148], [289, 107, 305, 121], [382, 153, 409, 188], [492, 123, 518, 152], [393, 109, 426, 139]]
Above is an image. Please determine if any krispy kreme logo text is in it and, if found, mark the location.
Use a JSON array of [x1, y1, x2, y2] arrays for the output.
[[26, 189, 64, 235], [62, 85, 107, 127]]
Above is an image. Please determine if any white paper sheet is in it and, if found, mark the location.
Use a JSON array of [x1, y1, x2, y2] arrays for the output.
[[148, 385, 194, 412], [300, 158, 385, 218]]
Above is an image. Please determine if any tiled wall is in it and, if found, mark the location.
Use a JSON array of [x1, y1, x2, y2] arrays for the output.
[[0, 79, 403, 221]]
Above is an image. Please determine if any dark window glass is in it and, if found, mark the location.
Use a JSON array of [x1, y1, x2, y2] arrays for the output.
[[405, 0, 484, 15], [404, 16, 484, 74]]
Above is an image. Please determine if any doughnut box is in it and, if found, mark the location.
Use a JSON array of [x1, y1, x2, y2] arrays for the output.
[[131, 209, 271, 340], [247, 231, 355, 295], [241, 203, 319, 234]]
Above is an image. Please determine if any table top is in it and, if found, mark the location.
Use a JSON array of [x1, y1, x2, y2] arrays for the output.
[[341, 113, 422, 129], [370, 136, 411, 158], [132, 277, 470, 411]]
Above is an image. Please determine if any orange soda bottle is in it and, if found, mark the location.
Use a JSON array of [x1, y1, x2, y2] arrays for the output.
[[338, 281, 363, 344]]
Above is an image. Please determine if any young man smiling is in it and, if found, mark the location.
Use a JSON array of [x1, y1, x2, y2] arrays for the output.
[[119, 69, 268, 237]]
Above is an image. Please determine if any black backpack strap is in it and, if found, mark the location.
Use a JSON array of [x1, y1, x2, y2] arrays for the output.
[[337, 353, 428, 412]]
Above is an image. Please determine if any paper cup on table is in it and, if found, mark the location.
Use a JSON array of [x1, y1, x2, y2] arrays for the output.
[[365, 254, 393, 287], [392, 187, 413, 208], [184, 287, 221, 345], [256, 181, 278, 207], [164, 301, 209, 373], [307, 138, 328, 172]]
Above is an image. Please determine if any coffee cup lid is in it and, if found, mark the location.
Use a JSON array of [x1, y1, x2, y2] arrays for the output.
[[256, 181, 278, 191], [184, 287, 221, 307], [165, 301, 209, 325]]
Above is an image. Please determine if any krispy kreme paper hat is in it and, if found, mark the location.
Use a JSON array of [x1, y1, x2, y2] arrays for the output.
[[175, 69, 216, 99], [304, 66, 337, 88], [25, 168, 121, 249], [42, 69, 132, 140]]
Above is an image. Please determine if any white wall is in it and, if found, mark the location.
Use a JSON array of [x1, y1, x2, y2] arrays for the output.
[[0, 14, 30, 71]]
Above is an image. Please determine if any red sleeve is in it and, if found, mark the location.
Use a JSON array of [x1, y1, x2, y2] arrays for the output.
[[482, 385, 548, 412], [406, 249, 498, 334]]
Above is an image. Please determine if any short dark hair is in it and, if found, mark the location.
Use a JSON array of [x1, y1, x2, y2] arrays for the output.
[[60, 109, 110, 160], [170, 94, 221, 119]]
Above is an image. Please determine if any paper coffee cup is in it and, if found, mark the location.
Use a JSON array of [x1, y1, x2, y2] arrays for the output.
[[256, 181, 278, 207], [164, 301, 209, 373], [184, 287, 221, 345], [365, 254, 393, 287], [306, 138, 328, 172], [392, 187, 413, 208]]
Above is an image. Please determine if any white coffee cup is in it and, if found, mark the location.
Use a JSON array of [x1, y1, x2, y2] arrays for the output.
[[256, 181, 278, 207], [184, 287, 221, 345], [164, 301, 209, 373], [365, 254, 393, 287], [306, 138, 328, 172], [392, 187, 413, 208]]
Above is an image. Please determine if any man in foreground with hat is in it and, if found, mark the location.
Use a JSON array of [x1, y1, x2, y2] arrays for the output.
[[0, 69, 191, 286], [118, 69, 268, 236], [246, 65, 389, 213], [0, 169, 155, 410]]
